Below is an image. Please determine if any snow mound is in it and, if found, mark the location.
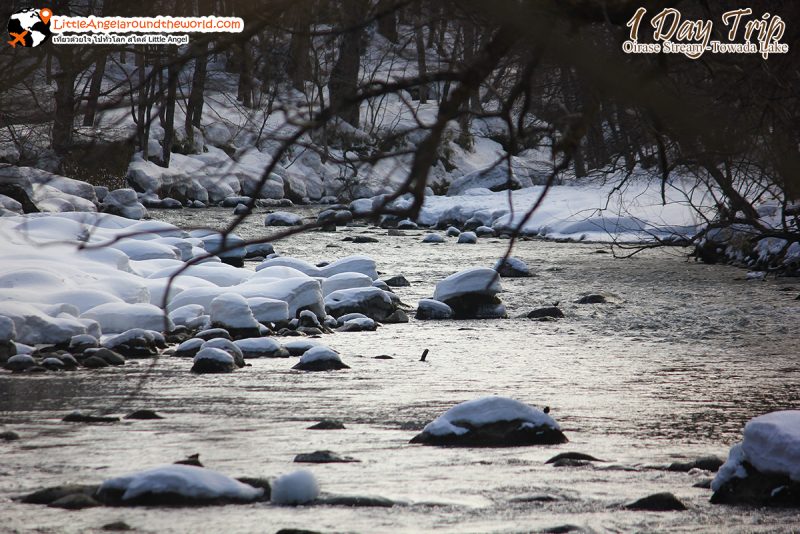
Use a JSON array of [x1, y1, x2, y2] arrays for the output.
[[270, 470, 320, 505], [246, 297, 290, 324], [320, 255, 378, 280], [712, 411, 800, 492], [321, 272, 374, 297], [99, 464, 263, 503], [210, 293, 259, 330]]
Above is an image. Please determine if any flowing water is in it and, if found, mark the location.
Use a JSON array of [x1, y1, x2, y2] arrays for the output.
[[1, 207, 799, 533]]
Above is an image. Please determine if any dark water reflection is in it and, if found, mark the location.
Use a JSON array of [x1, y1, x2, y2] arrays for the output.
[[1, 206, 799, 533]]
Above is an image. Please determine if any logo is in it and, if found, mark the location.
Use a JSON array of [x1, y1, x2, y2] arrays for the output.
[[7, 7, 52, 48]]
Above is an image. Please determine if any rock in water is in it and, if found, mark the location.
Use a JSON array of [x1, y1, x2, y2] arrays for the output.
[[63, 412, 120, 423], [457, 231, 477, 244], [191, 347, 237, 374], [383, 275, 410, 287], [625, 492, 686, 511], [528, 307, 564, 319], [432, 267, 506, 319], [124, 410, 164, 420], [422, 233, 444, 243], [545, 452, 604, 464], [324, 287, 395, 321], [209, 293, 261, 339], [410, 396, 567, 447], [415, 299, 453, 320], [711, 410, 800, 507], [494, 257, 531, 277], [293, 450, 360, 463], [307, 420, 346, 430], [667, 455, 724, 472], [292, 346, 349, 371], [575, 294, 607, 304]]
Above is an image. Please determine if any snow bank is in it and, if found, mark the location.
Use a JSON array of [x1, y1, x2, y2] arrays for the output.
[[100, 464, 263, 503], [712, 411, 800, 492], [420, 178, 709, 243]]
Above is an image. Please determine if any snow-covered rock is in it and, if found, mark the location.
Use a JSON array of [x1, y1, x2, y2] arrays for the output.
[[415, 299, 453, 320], [410, 396, 566, 446], [319, 255, 379, 280], [246, 297, 290, 324], [422, 233, 444, 243], [103, 188, 147, 220], [494, 257, 531, 277], [192, 347, 237, 373], [324, 287, 395, 321], [321, 272, 373, 297], [169, 304, 206, 327], [174, 337, 204, 358], [292, 345, 349, 371], [265, 211, 302, 226], [82, 303, 173, 334], [711, 411, 800, 506], [234, 337, 289, 358], [209, 293, 260, 339], [432, 267, 506, 319], [447, 165, 532, 196], [283, 339, 321, 356], [270, 470, 319, 505], [102, 328, 163, 358], [98, 464, 263, 505], [0, 302, 92, 345], [457, 231, 477, 244]]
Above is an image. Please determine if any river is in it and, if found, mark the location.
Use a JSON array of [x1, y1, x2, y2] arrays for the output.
[[1, 206, 799, 533]]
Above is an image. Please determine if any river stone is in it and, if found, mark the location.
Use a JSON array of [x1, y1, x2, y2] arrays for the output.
[[710, 462, 800, 506], [293, 450, 360, 463], [384, 275, 410, 287], [292, 358, 350, 372], [546, 452, 604, 464], [191, 347, 237, 373], [49, 493, 101, 509], [174, 338, 203, 358], [415, 299, 453, 320], [446, 226, 461, 237], [21, 484, 99, 504], [575, 294, 607, 304], [63, 412, 120, 423], [410, 419, 568, 447], [551, 458, 591, 468], [625, 492, 686, 511], [95, 348, 126, 366], [41, 357, 65, 370], [101, 521, 133, 531], [528, 307, 565, 319], [195, 328, 232, 341], [82, 355, 110, 369], [307, 420, 346, 430], [383, 309, 409, 323], [124, 409, 164, 420], [667, 455, 724, 472], [5, 354, 36, 372], [0, 430, 20, 440], [457, 231, 477, 244], [69, 334, 99, 352], [422, 233, 444, 243], [475, 225, 495, 237], [315, 495, 396, 507], [235, 477, 271, 501], [494, 257, 530, 277]]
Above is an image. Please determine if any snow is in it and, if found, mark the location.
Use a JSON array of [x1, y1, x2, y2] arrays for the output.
[[712, 411, 800, 491], [0, 315, 17, 341], [103, 188, 147, 220], [419, 178, 709, 243], [209, 293, 259, 329], [249, 265, 311, 281], [234, 337, 285, 358], [255, 257, 322, 277], [270, 469, 320, 505], [265, 211, 303, 226], [0, 301, 92, 345], [421, 396, 560, 437], [110, 240, 180, 261], [102, 328, 161, 350], [81, 303, 173, 334], [193, 347, 235, 366], [149, 263, 252, 287], [299, 345, 341, 364], [433, 267, 502, 302], [245, 297, 290, 324], [100, 464, 263, 502], [169, 304, 206, 326], [321, 272, 374, 296], [319, 255, 379, 280]]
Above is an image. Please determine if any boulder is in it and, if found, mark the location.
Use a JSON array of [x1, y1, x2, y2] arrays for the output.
[[292, 346, 349, 371], [191, 347, 237, 373], [200, 338, 245, 367], [527, 307, 564, 320], [625, 492, 686, 511], [494, 257, 531, 277], [415, 299, 453, 320], [209, 294, 261, 339], [410, 396, 567, 447], [265, 211, 302, 227], [234, 337, 290, 358], [432, 267, 506, 319], [422, 233, 444, 243], [293, 450, 360, 463], [457, 231, 477, 244], [324, 287, 395, 321]]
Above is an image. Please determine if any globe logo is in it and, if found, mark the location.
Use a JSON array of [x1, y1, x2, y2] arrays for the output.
[[7, 7, 52, 48]]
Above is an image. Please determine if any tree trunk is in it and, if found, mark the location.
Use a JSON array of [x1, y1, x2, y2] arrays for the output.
[[185, 40, 208, 146], [161, 60, 178, 167], [83, 54, 107, 127], [376, 0, 398, 43], [328, 6, 366, 127], [415, 15, 428, 103], [52, 52, 77, 156]]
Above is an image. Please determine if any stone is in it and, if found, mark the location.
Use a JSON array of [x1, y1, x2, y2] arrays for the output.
[[457, 231, 477, 244], [446, 226, 461, 237], [411, 419, 567, 447], [95, 348, 126, 366], [711, 462, 800, 507], [422, 233, 444, 243], [475, 225, 495, 237], [21, 484, 99, 504], [195, 328, 232, 341], [546, 452, 604, 464], [5, 354, 36, 372], [383, 309, 409, 324], [415, 299, 453, 320], [307, 420, 346, 430], [101, 521, 133, 531], [494, 257, 531, 277], [528, 307, 565, 319], [667, 455, 724, 472], [81, 355, 110, 369], [49, 493, 101, 509], [191, 347, 237, 374], [63, 412, 120, 423], [383, 275, 410, 287], [124, 409, 164, 420], [625, 492, 686, 511], [352, 235, 379, 243], [315, 495, 396, 507], [0, 430, 20, 440], [293, 450, 360, 463], [576, 294, 607, 304]]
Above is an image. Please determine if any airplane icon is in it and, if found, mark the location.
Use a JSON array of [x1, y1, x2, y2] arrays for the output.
[[8, 30, 28, 47]]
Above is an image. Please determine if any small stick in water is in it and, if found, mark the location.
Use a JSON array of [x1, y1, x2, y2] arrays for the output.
[[420, 349, 429, 362]]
